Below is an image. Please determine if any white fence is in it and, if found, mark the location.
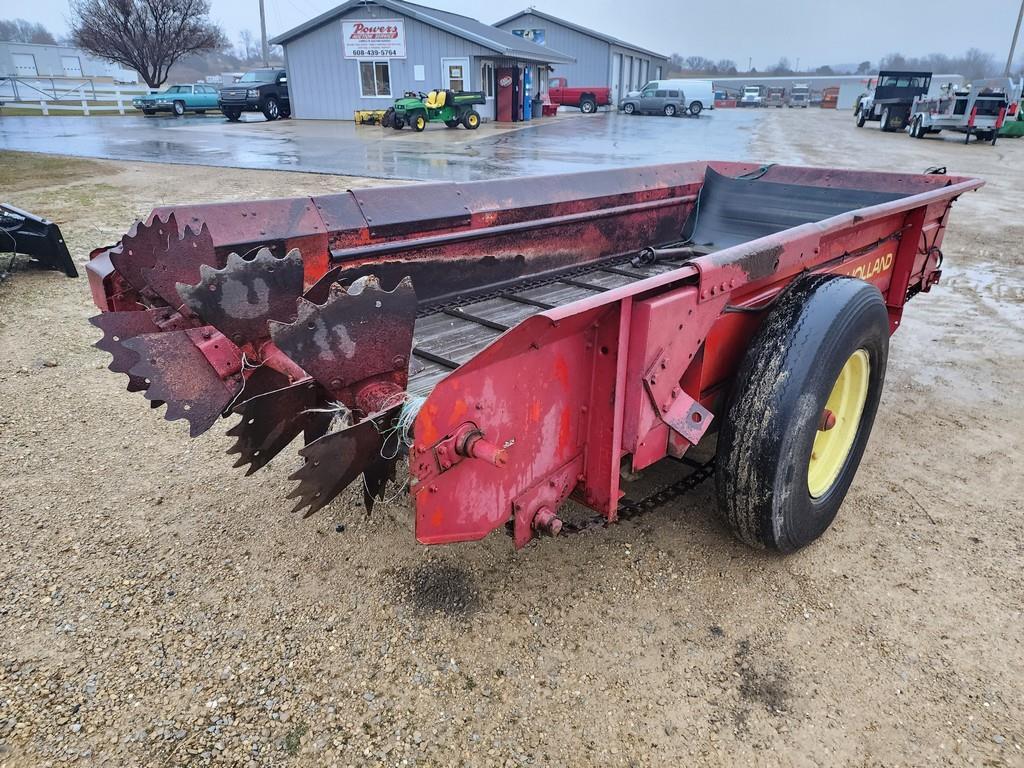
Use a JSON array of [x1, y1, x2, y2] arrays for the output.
[[0, 77, 153, 114]]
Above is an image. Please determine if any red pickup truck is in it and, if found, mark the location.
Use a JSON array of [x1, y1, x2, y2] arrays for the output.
[[547, 77, 611, 113]]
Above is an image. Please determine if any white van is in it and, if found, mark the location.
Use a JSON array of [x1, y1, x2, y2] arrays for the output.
[[632, 78, 714, 115]]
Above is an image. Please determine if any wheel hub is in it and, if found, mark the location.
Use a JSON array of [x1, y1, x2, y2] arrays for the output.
[[807, 349, 870, 498]]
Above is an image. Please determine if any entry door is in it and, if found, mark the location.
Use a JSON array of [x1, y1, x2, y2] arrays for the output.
[[61, 56, 83, 77], [12, 53, 37, 76], [480, 60, 495, 119], [442, 57, 470, 92], [611, 53, 621, 102], [496, 67, 516, 121]]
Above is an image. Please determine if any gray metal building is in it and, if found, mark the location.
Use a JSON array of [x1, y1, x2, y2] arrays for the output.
[[0, 41, 138, 82], [493, 9, 668, 103], [270, 0, 573, 121]]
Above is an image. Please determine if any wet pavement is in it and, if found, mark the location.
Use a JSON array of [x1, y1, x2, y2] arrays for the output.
[[0, 109, 762, 181]]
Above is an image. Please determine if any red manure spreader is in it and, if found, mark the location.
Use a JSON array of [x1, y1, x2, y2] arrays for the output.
[[87, 163, 981, 551]]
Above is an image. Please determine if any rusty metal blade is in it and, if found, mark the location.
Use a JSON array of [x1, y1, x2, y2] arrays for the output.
[[90, 308, 197, 392], [141, 221, 217, 309], [226, 379, 332, 475], [301, 265, 342, 305], [227, 363, 292, 411], [361, 455, 398, 513], [90, 309, 163, 392], [109, 216, 172, 296], [269, 277, 416, 397], [176, 248, 304, 347], [286, 414, 392, 518], [123, 330, 240, 437]]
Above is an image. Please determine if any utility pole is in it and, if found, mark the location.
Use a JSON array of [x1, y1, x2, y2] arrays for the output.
[[259, 0, 270, 67], [1006, 0, 1024, 76]]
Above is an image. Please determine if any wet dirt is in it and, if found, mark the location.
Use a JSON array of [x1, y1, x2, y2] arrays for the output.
[[0, 107, 1022, 767]]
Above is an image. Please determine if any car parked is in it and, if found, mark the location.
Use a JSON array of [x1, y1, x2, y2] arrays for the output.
[[132, 84, 221, 117], [619, 85, 688, 117], [218, 69, 290, 121]]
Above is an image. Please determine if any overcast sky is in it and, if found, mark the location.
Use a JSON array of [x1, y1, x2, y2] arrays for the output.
[[23, 0, 1022, 69]]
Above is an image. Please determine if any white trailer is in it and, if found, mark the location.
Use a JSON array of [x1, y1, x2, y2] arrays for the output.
[[908, 79, 1011, 145]]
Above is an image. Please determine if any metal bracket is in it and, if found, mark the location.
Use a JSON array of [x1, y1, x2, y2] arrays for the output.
[[511, 454, 584, 549], [655, 386, 713, 447], [412, 421, 508, 485]]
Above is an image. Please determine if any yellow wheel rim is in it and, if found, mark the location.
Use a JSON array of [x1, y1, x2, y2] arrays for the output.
[[468, 114, 478, 126], [416, 117, 425, 129], [807, 349, 870, 498]]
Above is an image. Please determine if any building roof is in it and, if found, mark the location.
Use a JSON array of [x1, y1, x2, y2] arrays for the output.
[[270, 0, 575, 64], [493, 8, 667, 60]]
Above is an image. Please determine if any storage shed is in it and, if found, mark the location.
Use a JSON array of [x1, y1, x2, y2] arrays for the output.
[[270, 0, 574, 121], [0, 42, 138, 82], [493, 9, 668, 103]]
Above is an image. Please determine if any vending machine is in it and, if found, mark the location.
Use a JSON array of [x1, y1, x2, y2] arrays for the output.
[[523, 66, 533, 120]]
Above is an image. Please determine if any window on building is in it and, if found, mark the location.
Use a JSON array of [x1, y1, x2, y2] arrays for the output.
[[359, 61, 392, 97]]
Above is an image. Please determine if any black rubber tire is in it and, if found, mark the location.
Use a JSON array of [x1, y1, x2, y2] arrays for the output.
[[689, 101, 703, 116], [664, 104, 677, 117], [463, 109, 480, 129], [912, 116, 925, 139], [224, 109, 241, 122], [856, 107, 867, 127], [880, 106, 892, 132], [444, 119, 460, 128], [622, 102, 636, 115], [172, 101, 185, 117], [715, 274, 890, 553], [262, 96, 280, 121], [392, 117, 404, 130], [579, 97, 597, 114], [413, 113, 426, 132]]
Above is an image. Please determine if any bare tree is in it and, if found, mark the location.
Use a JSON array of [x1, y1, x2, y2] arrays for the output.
[[69, 0, 227, 88], [238, 29, 259, 60], [0, 18, 58, 44], [856, 60, 872, 74]]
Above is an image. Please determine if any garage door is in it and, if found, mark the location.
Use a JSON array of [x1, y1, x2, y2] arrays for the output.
[[61, 56, 83, 77], [12, 53, 38, 76]]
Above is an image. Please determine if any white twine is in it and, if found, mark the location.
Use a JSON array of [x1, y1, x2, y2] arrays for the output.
[[376, 393, 425, 460]]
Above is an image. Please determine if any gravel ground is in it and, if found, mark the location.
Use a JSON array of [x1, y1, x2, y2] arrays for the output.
[[0, 109, 1022, 767]]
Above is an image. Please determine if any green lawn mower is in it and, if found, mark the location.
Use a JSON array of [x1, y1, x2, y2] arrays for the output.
[[387, 90, 485, 131]]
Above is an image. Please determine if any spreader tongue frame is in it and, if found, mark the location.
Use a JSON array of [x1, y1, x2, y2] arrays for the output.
[[89, 214, 417, 514]]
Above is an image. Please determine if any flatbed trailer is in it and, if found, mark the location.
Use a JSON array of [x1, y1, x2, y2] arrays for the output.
[[909, 80, 1010, 144], [87, 162, 982, 553]]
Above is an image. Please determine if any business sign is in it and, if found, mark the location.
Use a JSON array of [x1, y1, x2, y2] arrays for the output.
[[511, 28, 545, 45], [342, 19, 406, 59], [498, 74, 513, 88]]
